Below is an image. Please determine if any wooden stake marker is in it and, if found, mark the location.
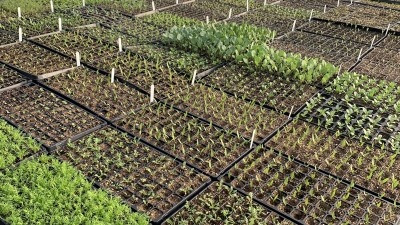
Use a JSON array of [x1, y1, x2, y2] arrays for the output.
[[76, 52, 81, 67], [292, 20, 297, 32], [150, 85, 155, 103], [111, 68, 115, 83], [309, 9, 314, 22], [250, 129, 256, 148], [370, 35, 376, 49], [357, 48, 363, 61], [58, 17, 62, 31], [191, 70, 197, 86], [50, 0, 54, 13], [288, 106, 294, 120], [118, 37, 122, 52], [386, 24, 391, 35], [18, 27, 22, 42]]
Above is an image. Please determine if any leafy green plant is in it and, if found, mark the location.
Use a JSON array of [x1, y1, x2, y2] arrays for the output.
[[0, 155, 149, 224], [163, 22, 338, 84]]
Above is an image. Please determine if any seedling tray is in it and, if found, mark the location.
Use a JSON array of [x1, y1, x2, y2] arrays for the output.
[[221, 145, 400, 224], [267, 119, 400, 202], [114, 102, 255, 179], [162, 182, 296, 225], [163, 83, 289, 144], [0, 29, 18, 47], [299, 20, 386, 45], [0, 83, 105, 150], [300, 93, 400, 152], [0, 63, 29, 93], [0, 42, 75, 79], [39, 66, 150, 122], [378, 33, 400, 51], [52, 126, 210, 223], [352, 47, 400, 83], [162, 2, 230, 21], [200, 63, 321, 115], [272, 31, 370, 71]]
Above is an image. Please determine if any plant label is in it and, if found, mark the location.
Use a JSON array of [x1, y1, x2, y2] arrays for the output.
[[150, 84, 155, 103], [309, 9, 314, 22], [385, 24, 391, 35], [357, 48, 363, 61], [18, 27, 22, 42], [58, 17, 62, 31], [83, 0, 86, 6], [118, 37, 122, 52], [250, 129, 256, 148], [228, 8, 232, 19], [370, 36, 376, 49], [50, 0, 54, 13], [176, 0, 179, 4], [264, 0, 267, 6], [111, 68, 115, 83], [76, 52, 81, 67], [337, 0, 340, 7], [292, 20, 297, 32], [191, 70, 197, 85], [288, 106, 294, 120], [206, 16, 209, 24], [324, 5, 327, 13], [152, 1, 156, 11], [18, 7, 21, 18], [246, 0, 249, 11]]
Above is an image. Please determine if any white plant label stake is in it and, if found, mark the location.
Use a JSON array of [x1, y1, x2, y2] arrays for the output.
[[228, 8, 232, 19], [337, 0, 340, 7], [111, 68, 115, 83], [292, 20, 297, 32], [206, 16, 209, 24], [176, 0, 179, 4], [288, 106, 294, 120], [150, 84, 155, 103], [83, 0, 86, 6], [370, 36, 376, 49], [386, 24, 391, 35], [250, 129, 256, 148], [58, 17, 62, 31], [324, 5, 327, 13], [264, 0, 267, 6], [118, 37, 122, 52], [18, 27, 22, 42], [191, 70, 197, 86], [246, 0, 249, 12], [152, 1, 155, 11], [357, 48, 363, 61], [50, 0, 54, 13], [309, 9, 314, 22], [76, 52, 81, 67], [18, 7, 21, 19]]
